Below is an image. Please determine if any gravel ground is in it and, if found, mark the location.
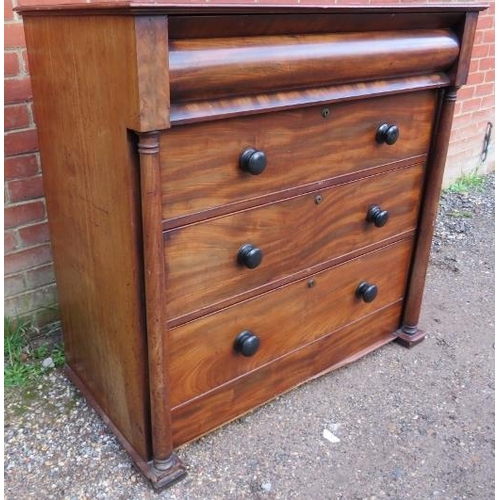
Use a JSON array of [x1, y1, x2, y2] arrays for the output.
[[4, 173, 495, 500]]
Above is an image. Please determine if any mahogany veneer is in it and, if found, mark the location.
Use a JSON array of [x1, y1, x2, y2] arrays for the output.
[[18, 1, 485, 490]]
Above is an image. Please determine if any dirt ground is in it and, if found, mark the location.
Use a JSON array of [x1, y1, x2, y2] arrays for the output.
[[4, 173, 495, 500]]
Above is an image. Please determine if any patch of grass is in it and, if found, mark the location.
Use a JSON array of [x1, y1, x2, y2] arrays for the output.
[[445, 169, 486, 194], [4, 316, 65, 387]]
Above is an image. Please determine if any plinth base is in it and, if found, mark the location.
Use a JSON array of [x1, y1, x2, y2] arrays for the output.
[[394, 328, 426, 348]]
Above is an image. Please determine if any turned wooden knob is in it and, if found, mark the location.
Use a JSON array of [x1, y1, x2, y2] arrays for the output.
[[376, 123, 399, 145], [366, 205, 389, 227], [237, 244, 263, 269], [240, 148, 267, 175], [356, 281, 378, 303], [234, 330, 260, 356]]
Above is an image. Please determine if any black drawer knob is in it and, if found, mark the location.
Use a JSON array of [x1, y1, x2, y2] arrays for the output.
[[234, 330, 260, 357], [356, 282, 378, 303], [237, 244, 263, 269], [240, 148, 267, 175], [366, 205, 389, 227], [376, 123, 399, 145]]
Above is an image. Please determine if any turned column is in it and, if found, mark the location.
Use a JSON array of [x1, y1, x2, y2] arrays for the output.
[[396, 87, 459, 348], [137, 131, 186, 488]]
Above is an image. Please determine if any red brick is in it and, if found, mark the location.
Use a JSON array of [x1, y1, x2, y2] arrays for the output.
[[468, 59, 480, 74], [478, 57, 495, 71], [4, 200, 45, 229], [482, 29, 494, 44], [4, 128, 39, 156], [32, 307, 60, 327], [460, 97, 483, 113], [4, 154, 39, 180], [4, 244, 53, 275], [450, 124, 482, 143], [4, 23, 26, 49], [466, 71, 485, 86], [25, 263, 55, 288], [4, 52, 20, 77], [481, 94, 495, 109], [483, 69, 495, 83], [4, 230, 19, 253], [4, 284, 58, 316], [4, 0, 14, 21], [469, 109, 496, 127], [18, 221, 50, 246], [452, 112, 474, 130], [471, 43, 490, 59], [4, 77, 32, 103], [478, 13, 494, 30], [7, 175, 45, 202], [474, 82, 495, 97], [457, 85, 476, 101], [5, 104, 30, 130], [4, 274, 26, 297]]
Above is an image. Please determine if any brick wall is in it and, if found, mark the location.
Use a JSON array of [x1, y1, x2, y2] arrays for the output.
[[445, 0, 495, 185], [3, 0, 495, 327], [4, 0, 59, 326]]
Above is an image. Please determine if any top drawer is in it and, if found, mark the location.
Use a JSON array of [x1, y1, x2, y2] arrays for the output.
[[169, 30, 458, 102], [160, 91, 437, 225]]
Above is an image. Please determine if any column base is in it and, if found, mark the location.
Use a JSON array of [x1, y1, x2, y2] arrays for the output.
[[394, 327, 426, 348], [147, 454, 187, 491], [64, 364, 187, 491]]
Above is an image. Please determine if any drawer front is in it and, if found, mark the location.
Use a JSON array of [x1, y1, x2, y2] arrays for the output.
[[170, 301, 403, 447], [167, 238, 413, 408], [172, 303, 401, 447], [165, 164, 424, 323], [160, 91, 436, 224]]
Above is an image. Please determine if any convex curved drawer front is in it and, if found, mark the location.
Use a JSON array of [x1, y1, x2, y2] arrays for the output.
[[167, 238, 413, 408], [160, 91, 436, 225], [164, 164, 424, 324]]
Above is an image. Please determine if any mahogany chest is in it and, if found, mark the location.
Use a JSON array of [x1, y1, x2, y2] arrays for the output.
[[19, 1, 484, 489]]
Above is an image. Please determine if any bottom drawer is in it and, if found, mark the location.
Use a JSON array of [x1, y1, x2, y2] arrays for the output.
[[170, 301, 402, 447]]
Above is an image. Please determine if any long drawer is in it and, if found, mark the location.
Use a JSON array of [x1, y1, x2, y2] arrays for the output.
[[160, 91, 436, 225], [164, 165, 424, 324], [170, 300, 403, 447], [167, 237, 413, 408]]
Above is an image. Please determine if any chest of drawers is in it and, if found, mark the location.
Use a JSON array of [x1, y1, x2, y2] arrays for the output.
[[19, 1, 484, 490]]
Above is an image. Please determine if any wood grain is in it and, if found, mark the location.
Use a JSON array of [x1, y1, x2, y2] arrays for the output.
[[164, 165, 424, 324], [168, 238, 413, 407], [23, 15, 151, 459], [169, 74, 450, 126], [452, 12, 481, 87], [170, 300, 403, 446], [169, 30, 458, 103], [160, 91, 437, 225], [168, 12, 464, 39], [132, 16, 170, 131]]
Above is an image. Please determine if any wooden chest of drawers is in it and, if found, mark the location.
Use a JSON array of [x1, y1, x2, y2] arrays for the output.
[[19, 1, 484, 490]]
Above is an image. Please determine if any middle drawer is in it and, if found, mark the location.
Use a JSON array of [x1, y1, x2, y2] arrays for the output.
[[164, 164, 424, 324]]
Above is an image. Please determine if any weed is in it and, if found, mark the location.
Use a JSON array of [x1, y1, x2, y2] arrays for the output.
[[445, 169, 486, 194], [4, 316, 65, 387]]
